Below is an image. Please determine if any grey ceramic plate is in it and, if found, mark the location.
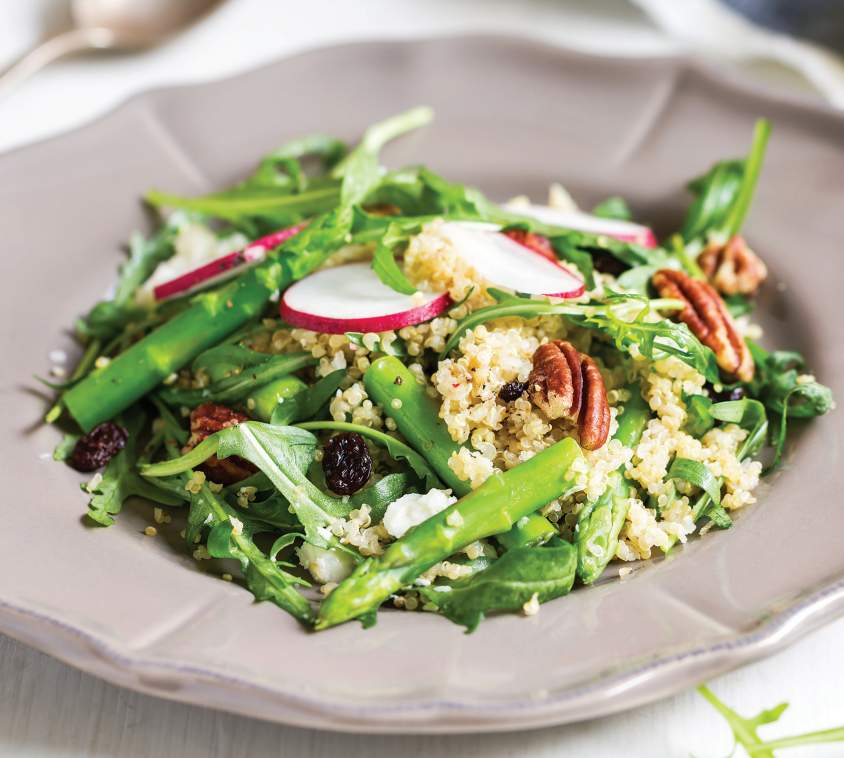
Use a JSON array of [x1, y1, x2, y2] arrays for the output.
[[1, 37, 842, 734]]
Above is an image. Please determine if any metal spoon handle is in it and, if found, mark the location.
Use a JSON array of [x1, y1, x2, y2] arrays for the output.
[[0, 27, 116, 101]]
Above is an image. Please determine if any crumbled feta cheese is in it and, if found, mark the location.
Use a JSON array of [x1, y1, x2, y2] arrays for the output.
[[229, 516, 243, 536], [296, 543, 357, 584], [383, 489, 457, 539], [523, 592, 540, 616]]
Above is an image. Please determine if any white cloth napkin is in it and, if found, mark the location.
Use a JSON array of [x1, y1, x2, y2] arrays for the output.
[[630, 0, 844, 108]]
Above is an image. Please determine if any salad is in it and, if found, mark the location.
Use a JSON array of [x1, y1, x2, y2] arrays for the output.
[[44, 107, 834, 632]]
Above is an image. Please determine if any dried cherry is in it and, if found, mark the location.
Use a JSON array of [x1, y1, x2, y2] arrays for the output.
[[323, 432, 372, 495], [69, 423, 129, 471], [498, 381, 528, 403]]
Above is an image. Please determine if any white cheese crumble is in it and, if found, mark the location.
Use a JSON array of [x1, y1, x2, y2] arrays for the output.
[[296, 543, 357, 585], [383, 489, 457, 539]]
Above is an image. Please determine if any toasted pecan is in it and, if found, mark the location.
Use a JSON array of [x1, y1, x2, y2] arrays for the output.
[[182, 403, 257, 485], [528, 340, 610, 450], [698, 234, 768, 296], [504, 228, 557, 262], [652, 269, 754, 382]]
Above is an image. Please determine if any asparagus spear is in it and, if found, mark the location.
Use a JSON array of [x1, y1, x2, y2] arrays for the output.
[[575, 384, 650, 583], [315, 437, 585, 629], [244, 376, 306, 422], [363, 355, 557, 549], [62, 107, 434, 433]]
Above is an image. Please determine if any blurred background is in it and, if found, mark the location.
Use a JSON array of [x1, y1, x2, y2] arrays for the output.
[[2, 0, 844, 155], [2, 2, 844, 757]]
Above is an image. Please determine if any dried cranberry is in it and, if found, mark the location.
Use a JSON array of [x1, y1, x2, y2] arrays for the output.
[[323, 432, 372, 496], [69, 423, 130, 471], [499, 381, 528, 403], [590, 249, 630, 277]]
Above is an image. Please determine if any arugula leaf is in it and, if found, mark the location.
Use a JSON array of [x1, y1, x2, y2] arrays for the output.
[[701, 503, 733, 528], [418, 545, 576, 633], [331, 106, 434, 211], [213, 422, 360, 551], [666, 457, 721, 505], [188, 480, 315, 625], [53, 433, 80, 461], [295, 421, 443, 491], [592, 196, 632, 221], [683, 394, 714, 437], [76, 216, 180, 341], [439, 289, 717, 383], [370, 220, 418, 294], [743, 344, 832, 470], [85, 408, 185, 526], [698, 685, 786, 758], [680, 119, 771, 244], [157, 351, 316, 408]]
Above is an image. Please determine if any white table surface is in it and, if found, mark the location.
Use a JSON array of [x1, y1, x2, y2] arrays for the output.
[[1, 1, 841, 755]]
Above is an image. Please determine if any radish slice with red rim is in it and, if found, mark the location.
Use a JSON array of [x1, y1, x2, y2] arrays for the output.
[[440, 222, 585, 298], [501, 204, 657, 248], [152, 222, 307, 302], [280, 262, 453, 335]]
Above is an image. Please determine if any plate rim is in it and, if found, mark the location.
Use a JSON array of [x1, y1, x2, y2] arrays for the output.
[[3, 34, 843, 733]]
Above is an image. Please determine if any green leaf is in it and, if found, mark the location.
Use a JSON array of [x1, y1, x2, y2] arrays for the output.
[[84, 408, 186, 526], [697, 685, 785, 758], [295, 421, 443, 491], [332, 106, 435, 210], [683, 394, 714, 437], [53, 433, 80, 461], [439, 290, 718, 384], [214, 422, 360, 550], [680, 119, 770, 243], [418, 545, 577, 633], [370, 222, 418, 295], [76, 216, 180, 341], [666, 457, 721, 505], [701, 503, 733, 528], [592, 196, 632, 221], [189, 480, 315, 625]]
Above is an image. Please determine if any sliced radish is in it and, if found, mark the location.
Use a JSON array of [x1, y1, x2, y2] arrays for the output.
[[440, 222, 585, 299], [280, 262, 453, 334], [502, 204, 657, 248], [153, 223, 307, 302]]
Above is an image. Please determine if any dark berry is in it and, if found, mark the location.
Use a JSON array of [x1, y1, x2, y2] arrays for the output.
[[323, 432, 372, 495], [69, 423, 130, 471], [590, 249, 630, 277], [499, 381, 528, 403], [710, 384, 746, 404]]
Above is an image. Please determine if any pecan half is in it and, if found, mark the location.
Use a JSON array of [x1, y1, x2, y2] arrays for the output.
[[652, 269, 754, 382], [181, 403, 257, 485], [697, 234, 767, 296], [528, 340, 609, 450], [504, 228, 557, 262]]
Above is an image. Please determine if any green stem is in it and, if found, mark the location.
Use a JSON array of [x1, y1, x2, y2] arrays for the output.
[[724, 119, 771, 239]]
